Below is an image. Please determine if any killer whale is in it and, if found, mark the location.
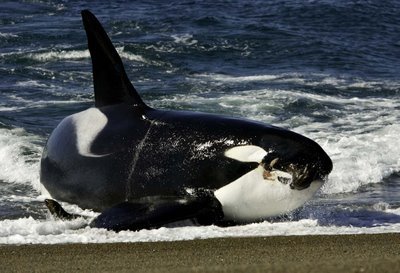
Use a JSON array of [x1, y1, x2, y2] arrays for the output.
[[40, 10, 332, 231]]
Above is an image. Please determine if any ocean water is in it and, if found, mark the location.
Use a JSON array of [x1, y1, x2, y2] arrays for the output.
[[1, 0, 400, 244]]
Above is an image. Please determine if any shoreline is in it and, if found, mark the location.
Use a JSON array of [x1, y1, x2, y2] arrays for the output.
[[1, 233, 400, 273]]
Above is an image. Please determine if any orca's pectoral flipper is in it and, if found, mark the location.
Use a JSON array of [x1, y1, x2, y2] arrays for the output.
[[44, 199, 80, 220], [81, 10, 148, 111], [90, 195, 224, 232]]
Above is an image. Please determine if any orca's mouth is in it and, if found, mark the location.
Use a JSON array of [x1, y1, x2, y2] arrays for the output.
[[261, 158, 292, 185], [287, 164, 322, 190], [223, 144, 332, 190], [261, 155, 330, 190]]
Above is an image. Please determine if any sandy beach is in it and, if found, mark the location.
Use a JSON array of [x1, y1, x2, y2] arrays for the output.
[[1, 233, 399, 273]]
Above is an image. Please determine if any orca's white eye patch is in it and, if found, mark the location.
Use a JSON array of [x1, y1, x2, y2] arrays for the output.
[[224, 145, 267, 163], [225, 145, 292, 186]]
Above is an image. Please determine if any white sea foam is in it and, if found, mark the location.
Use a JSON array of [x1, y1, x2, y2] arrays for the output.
[[14, 80, 53, 88], [0, 106, 22, 112], [171, 34, 198, 46], [27, 47, 148, 63], [116, 47, 147, 62], [195, 72, 400, 90], [0, 214, 398, 245], [2, 192, 399, 245], [6, 93, 92, 107], [322, 124, 400, 194], [0, 32, 18, 38], [29, 49, 90, 61], [196, 73, 281, 83], [0, 128, 42, 190]]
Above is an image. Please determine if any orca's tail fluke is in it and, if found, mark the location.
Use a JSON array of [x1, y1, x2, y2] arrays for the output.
[[81, 10, 149, 112]]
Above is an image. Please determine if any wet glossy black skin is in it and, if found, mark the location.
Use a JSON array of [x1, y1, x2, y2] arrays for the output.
[[40, 10, 332, 212], [41, 103, 332, 211]]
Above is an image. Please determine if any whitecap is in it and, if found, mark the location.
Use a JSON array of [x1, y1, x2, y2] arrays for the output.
[[171, 33, 198, 46], [28, 49, 90, 61], [0, 128, 42, 190], [0, 32, 18, 38], [193, 72, 400, 91], [26, 47, 150, 64]]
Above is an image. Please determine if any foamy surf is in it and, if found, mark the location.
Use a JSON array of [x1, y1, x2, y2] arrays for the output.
[[1, 1, 399, 245], [1, 206, 399, 245], [2, 68, 400, 243], [24, 47, 150, 64], [0, 122, 399, 244], [0, 128, 42, 189], [194, 72, 400, 91]]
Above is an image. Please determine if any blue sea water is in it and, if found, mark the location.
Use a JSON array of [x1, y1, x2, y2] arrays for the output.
[[0, 0, 400, 243]]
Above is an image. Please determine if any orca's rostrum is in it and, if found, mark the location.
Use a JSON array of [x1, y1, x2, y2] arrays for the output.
[[40, 10, 333, 231]]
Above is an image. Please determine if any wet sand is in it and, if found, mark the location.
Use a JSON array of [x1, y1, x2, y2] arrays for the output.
[[1, 233, 399, 273]]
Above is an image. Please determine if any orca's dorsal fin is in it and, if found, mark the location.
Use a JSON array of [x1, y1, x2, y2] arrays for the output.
[[81, 10, 149, 111]]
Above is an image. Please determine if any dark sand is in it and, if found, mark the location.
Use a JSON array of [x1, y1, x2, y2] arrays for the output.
[[1, 233, 399, 273]]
